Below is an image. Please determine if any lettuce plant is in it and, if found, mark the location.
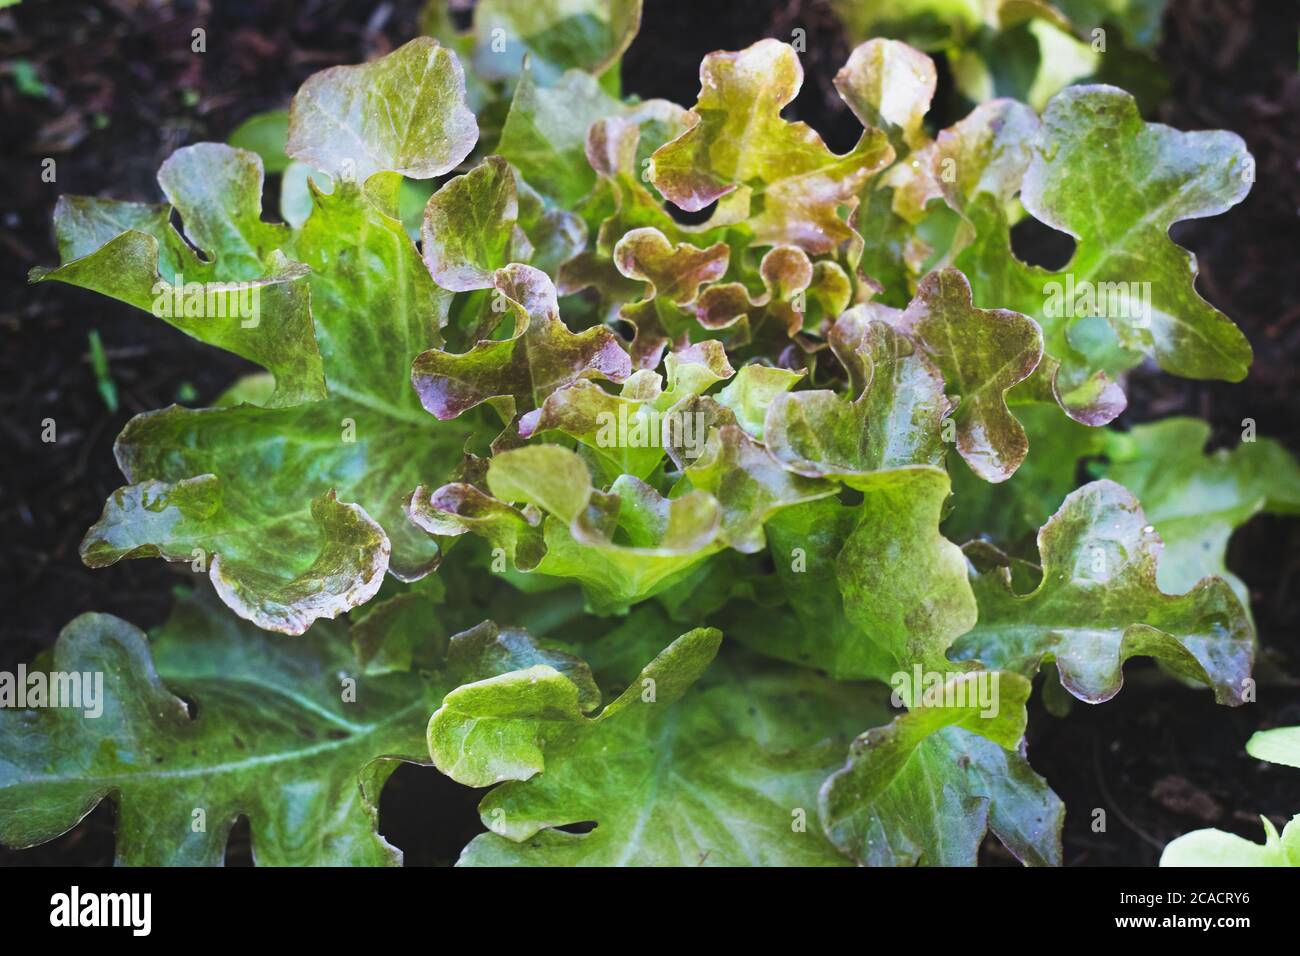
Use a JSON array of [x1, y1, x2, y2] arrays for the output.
[[6, 5, 1296, 866], [1161, 727, 1300, 867]]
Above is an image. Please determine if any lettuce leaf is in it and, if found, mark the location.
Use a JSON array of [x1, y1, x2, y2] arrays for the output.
[[649, 39, 893, 254], [0, 588, 589, 865], [820, 671, 1063, 866], [431, 628, 901, 865], [48, 40, 490, 632], [952, 480, 1254, 704], [1095, 419, 1300, 608]]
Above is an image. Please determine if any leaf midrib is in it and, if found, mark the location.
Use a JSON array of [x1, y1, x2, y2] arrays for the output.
[[10, 697, 429, 787]]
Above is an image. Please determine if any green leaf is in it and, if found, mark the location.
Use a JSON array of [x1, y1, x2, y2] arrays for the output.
[[1054, 0, 1167, 52], [834, 37, 946, 249], [831, 38, 949, 305], [82, 398, 474, 633], [660, 340, 735, 402], [515, 343, 735, 484], [716, 365, 804, 441], [410, 445, 725, 613], [830, 1, 1162, 108], [408, 481, 549, 572], [1021, 85, 1253, 383], [723, 469, 975, 683], [531, 477, 724, 612], [1018, 20, 1099, 111], [728, 500, 900, 681], [442, 619, 601, 710], [933, 87, 1253, 422], [518, 379, 665, 481], [649, 39, 894, 254], [683, 423, 838, 553], [1247, 727, 1300, 770], [766, 316, 953, 478], [1160, 815, 1300, 867], [488, 444, 594, 523], [523, 375, 647, 474], [431, 629, 899, 865], [1094, 418, 1300, 609], [514, 173, 588, 276], [75, 145, 480, 628], [412, 264, 631, 420], [0, 589, 590, 864], [43, 36, 495, 629], [578, 101, 697, 243], [611, 226, 730, 366], [935, 97, 1131, 424], [286, 37, 478, 184], [228, 109, 291, 174], [470, 0, 643, 84], [895, 268, 1043, 482], [351, 589, 444, 676], [31, 148, 327, 409], [83, 481, 388, 636], [561, 112, 759, 370], [498, 64, 622, 207], [753, 316, 976, 675], [837, 466, 979, 672], [421, 155, 526, 291], [832, 0, 986, 51], [278, 160, 331, 228], [952, 480, 1255, 704], [290, 174, 452, 416], [834, 39, 936, 154], [419, 160, 586, 297], [559, 101, 752, 329], [820, 671, 1064, 866]]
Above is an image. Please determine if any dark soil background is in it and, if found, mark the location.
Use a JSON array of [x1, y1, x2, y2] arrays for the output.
[[1, 0, 1297, 866]]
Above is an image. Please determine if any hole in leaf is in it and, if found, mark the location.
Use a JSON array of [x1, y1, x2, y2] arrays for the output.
[[378, 762, 484, 866], [554, 820, 597, 834], [1167, 220, 1197, 246], [662, 197, 719, 226], [167, 207, 212, 264], [610, 316, 637, 345], [224, 815, 253, 867], [1010, 216, 1076, 270], [260, 175, 282, 225]]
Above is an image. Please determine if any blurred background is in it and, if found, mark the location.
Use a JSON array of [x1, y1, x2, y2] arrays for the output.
[[2, 0, 1297, 865]]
